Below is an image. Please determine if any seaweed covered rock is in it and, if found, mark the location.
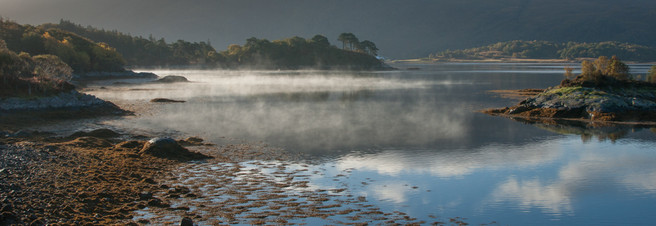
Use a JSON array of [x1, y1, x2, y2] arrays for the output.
[[68, 128, 120, 139], [139, 137, 209, 161]]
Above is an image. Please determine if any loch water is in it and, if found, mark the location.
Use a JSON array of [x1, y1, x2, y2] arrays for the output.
[[89, 63, 656, 225]]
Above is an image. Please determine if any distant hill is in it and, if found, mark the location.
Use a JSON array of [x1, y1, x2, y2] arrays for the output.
[[430, 40, 656, 62], [396, 0, 656, 59]]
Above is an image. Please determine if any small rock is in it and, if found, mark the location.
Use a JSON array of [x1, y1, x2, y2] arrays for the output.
[[154, 75, 189, 83], [138, 192, 153, 200], [147, 198, 170, 208], [150, 98, 186, 103], [141, 178, 157, 184], [180, 217, 193, 226]]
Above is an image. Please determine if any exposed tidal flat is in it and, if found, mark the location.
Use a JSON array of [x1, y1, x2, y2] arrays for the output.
[[3, 63, 656, 225]]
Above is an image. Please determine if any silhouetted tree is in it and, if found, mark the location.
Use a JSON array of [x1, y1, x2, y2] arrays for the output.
[[338, 33, 358, 50], [358, 40, 378, 56], [310, 35, 330, 48]]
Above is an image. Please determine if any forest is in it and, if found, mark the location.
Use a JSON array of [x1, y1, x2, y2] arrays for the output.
[[430, 40, 656, 62], [220, 34, 383, 70], [17, 20, 385, 70]]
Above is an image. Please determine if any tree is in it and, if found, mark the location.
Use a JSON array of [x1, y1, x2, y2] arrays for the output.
[[310, 35, 330, 48], [358, 40, 379, 56], [337, 33, 358, 51], [32, 54, 73, 82], [647, 65, 656, 83], [605, 55, 630, 80]]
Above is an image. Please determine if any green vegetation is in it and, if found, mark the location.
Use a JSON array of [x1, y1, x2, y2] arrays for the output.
[[648, 66, 656, 83], [39, 20, 385, 70], [559, 56, 656, 90], [430, 40, 656, 62], [0, 39, 74, 97], [0, 19, 125, 74], [219, 34, 384, 70], [42, 20, 221, 67]]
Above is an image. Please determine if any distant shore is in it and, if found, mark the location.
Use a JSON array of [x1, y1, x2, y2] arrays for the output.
[[390, 58, 656, 64]]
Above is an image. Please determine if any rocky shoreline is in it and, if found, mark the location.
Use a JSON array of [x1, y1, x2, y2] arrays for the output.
[[483, 79, 656, 124], [0, 87, 440, 225], [0, 90, 118, 112], [0, 127, 211, 225]]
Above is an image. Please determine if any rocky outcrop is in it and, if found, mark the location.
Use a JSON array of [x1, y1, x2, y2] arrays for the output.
[[74, 71, 158, 80], [484, 84, 656, 122], [153, 75, 189, 83], [0, 90, 114, 111]]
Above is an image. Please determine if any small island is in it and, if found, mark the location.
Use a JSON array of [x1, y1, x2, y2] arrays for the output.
[[484, 56, 656, 123]]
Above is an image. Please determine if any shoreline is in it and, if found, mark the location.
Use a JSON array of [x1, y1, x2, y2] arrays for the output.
[[389, 58, 656, 64], [0, 88, 447, 225]]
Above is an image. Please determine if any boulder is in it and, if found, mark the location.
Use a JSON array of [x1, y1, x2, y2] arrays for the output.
[[154, 75, 189, 83], [139, 137, 210, 161], [68, 128, 120, 139]]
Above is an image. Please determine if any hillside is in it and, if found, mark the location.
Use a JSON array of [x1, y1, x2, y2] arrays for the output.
[[41, 20, 386, 70], [40, 20, 222, 67], [0, 19, 125, 73], [430, 40, 656, 62]]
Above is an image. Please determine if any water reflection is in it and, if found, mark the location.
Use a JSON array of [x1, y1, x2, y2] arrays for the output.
[[86, 64, 656, 225], [509, 117, 656, 142]]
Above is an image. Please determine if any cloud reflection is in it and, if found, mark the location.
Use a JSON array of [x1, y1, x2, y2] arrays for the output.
[[335, 140, 565, 177], [488, 144, 656, 214]]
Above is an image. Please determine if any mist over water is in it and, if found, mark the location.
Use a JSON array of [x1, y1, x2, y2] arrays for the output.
[[87, 63, 656, 225]]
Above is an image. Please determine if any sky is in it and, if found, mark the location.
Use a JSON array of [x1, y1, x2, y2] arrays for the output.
[[2, 0, 655, 59]]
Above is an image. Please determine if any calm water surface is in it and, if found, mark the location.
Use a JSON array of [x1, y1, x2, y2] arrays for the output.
[[89, 63, 656, 225]]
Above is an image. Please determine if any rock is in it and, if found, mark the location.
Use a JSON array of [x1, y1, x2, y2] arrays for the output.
[[138, 192, 153, 200], [7, 130, 31, 138], [139, 137, 210, 161], [177, 137, 204, 146], [154, 75, 189, 83], [62, 137, 113, 148], [113, 140, 145, 152], [0, 90, 109, 111], [147, 198, 170, 208], [150, 98, 186, 103], [180, 217, 193, 226], [68, 128, 120, 139]]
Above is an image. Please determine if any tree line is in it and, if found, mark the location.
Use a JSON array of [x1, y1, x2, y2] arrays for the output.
[[44, 20, 383, 69], [430, 40, 656, 62], [220, 34, 383, 70]]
